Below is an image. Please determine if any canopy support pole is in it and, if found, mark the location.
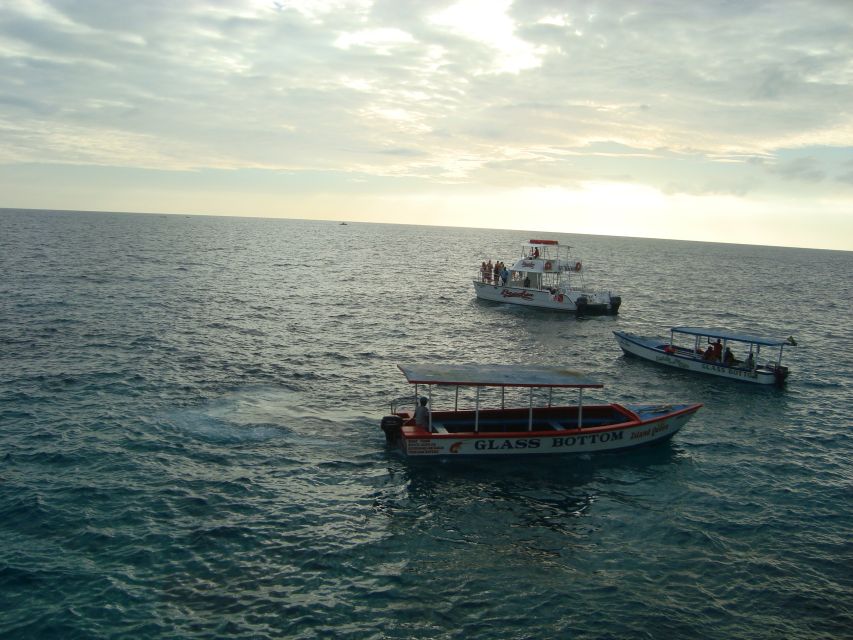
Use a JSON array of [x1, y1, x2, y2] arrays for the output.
[[428, 385, 433, 432], [455, 386, 459, 412], [578, 388, 584, 429], [548, 388, 553, 408], [475, 387, 480, 433], [528, 388, 533, 431], [501, 387, 505, 410]]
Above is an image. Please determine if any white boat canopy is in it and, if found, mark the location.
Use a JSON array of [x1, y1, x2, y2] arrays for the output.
[[397, 364, 603, 388], [672, 327, 796, 347]]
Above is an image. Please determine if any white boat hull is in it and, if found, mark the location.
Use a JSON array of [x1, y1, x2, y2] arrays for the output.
[[614, 331, 785, 385], [390, 404, 700, 458], [473, 281, 620, 315]]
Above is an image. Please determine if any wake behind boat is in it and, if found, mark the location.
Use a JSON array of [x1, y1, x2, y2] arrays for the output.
[[473, 239, 621, 315], [614, 327, 796, 385], [380, 364, 701, 457]]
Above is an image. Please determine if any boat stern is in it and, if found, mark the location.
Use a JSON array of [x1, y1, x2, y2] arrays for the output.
[[380, 414, 405, 446]]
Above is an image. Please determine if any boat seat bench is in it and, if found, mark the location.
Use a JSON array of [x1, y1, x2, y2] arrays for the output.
[[431, 416, 618, 433]]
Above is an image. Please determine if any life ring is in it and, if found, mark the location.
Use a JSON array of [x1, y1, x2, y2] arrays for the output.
[[574, 262, 582, 272], [544, 260, 552, 271]]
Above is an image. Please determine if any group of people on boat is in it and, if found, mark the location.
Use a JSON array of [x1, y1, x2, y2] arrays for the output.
[[695, 339, 753, 369], [481, 260, 509, 286]]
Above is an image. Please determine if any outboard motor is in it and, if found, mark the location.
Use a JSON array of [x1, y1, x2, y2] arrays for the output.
[[774, 366, 789, 386], [380, 415, 404, 445], [575, 296, 588, 317], [609, 295, 622, 315]]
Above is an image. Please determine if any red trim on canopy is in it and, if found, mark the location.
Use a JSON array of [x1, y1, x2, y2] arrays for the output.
[[528, 239, 558, 245]]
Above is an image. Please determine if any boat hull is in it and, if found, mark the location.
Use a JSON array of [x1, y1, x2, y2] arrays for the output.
[[473, 281, 620, 315], [613, 331, 784, 385], [386, 403, 700, 458]]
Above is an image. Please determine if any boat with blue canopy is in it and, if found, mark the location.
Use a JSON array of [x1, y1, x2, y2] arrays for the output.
[[379, 363, 702, 457], [614, 326, 797, 385]]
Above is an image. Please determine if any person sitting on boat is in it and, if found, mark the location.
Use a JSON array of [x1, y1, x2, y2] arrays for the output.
[[712, 339, 723, 361], [723, 347, 738, 367], [703, 346, 716, 361], [523, 275, 531, 288], [414, 397, 430, 430], [744, 352, 755, 370]]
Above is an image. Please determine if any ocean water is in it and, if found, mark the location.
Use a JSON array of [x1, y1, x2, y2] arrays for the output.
[[1, 208, 851, 639]]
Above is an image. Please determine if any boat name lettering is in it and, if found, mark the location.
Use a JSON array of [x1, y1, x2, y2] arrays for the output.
[[521, 260, 536, 268], [474, 438, 541, 450], [501, 290, 534, 300], [552, 431, 624, 447], [406, 439, 444, 455], [701, 363, 758, 378], [630, 423, 670, 440], [654, 354, 690, 370]]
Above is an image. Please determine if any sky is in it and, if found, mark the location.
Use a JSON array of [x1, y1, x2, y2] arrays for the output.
[[1, 0, 852, 250]]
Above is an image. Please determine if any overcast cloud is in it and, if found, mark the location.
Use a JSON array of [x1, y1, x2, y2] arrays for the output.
[[1, 0, 851, 248]]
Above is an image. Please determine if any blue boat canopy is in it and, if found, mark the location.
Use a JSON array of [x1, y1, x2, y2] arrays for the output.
[[397, 364, 603, 388], [672, 327, 795, 347]]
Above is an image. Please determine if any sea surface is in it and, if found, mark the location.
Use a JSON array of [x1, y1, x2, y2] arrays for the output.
[[1, 208, 851, 639]]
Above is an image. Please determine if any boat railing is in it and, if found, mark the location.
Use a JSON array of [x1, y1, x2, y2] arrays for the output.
[[390, 395, 417, 414], [475, 269, 515, 286]]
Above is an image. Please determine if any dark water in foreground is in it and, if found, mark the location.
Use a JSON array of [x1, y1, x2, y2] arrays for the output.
[[1, 209, 851, 639]]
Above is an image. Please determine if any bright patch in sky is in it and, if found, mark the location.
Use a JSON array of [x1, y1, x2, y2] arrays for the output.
[[430, 0, 544, 73], [334, 28, 415, 54]]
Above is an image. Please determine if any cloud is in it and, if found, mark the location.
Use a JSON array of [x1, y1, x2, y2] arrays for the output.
[[0, 0, 850, 190], [769, 156, 827, 183], [837, 158, 853, 185]]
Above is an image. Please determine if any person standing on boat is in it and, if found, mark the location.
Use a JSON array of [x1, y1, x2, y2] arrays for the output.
[[493, 261, 501, 284], [481, 261, 488, 283], [485, 260, 493, 283], [501, 265, 509, 286], [414, 397, 430, 430], [712, 339, 723, 361]]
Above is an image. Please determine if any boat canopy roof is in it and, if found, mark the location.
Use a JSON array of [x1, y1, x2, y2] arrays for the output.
[[672, 326, 794, 347], [397, 363, 603, 388], [526, 239, 559, 246]]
